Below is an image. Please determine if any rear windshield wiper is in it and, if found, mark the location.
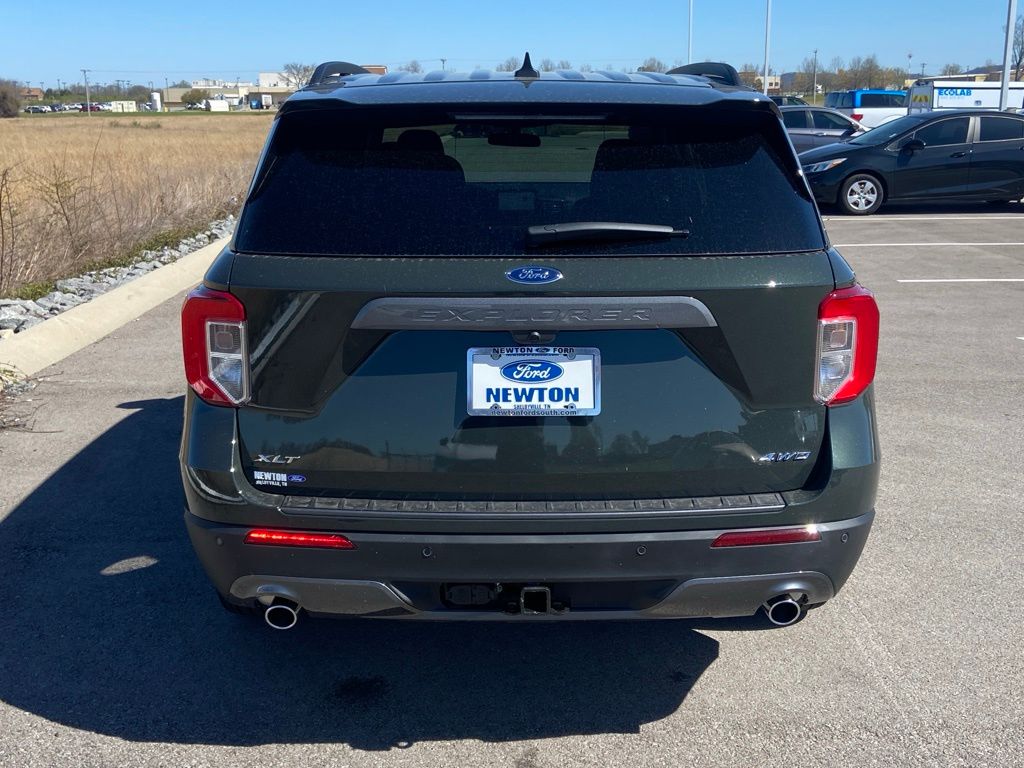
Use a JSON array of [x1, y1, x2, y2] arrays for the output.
[[526, 221, 691, 248]]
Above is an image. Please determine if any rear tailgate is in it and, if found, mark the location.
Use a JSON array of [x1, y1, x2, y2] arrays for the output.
[[231, 252, 833, 501], [226, 99, 833, 505]]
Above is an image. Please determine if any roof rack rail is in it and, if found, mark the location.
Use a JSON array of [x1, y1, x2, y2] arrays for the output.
[[667, 62, 744, 88], [308, 61, 372, 86]]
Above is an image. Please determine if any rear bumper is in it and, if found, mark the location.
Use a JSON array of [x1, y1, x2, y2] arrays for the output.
[[181, 386, 879, 620], [185, 509, 873, 620]]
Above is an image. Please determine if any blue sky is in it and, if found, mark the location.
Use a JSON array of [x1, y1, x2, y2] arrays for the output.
[[2, 0, 1015, 86]]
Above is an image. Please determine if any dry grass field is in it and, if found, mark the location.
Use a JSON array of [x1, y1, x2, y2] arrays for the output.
[[0, 113, 273, 296]]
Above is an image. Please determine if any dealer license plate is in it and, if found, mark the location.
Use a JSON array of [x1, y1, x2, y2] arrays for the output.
[[467, 346, 601, 417]]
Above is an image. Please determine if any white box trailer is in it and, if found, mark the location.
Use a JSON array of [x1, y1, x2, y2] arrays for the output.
[[205, 99, 230, 112], [907, 79, 1024, 113], [110, 100, 138, 113]]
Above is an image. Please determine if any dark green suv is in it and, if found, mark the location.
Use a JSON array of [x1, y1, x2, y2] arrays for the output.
[[181, 59, 880, 630]]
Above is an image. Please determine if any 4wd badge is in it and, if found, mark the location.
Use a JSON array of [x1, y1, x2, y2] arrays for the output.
[[757, 451, 811, 463]]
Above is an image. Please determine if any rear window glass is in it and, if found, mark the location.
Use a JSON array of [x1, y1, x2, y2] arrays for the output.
[[859, 93, 904, 107], [914, 117, 969, 146], [840, 93, 853, 108], [813, 111, 852, 130], [979, 116, 1024, 141], [236, 108, 825, 257], [782, 110, 807, 129]]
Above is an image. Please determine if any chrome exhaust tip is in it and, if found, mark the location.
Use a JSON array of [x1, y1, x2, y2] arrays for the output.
[[763, 596, 803, 627], [264, 601, 300, 630]]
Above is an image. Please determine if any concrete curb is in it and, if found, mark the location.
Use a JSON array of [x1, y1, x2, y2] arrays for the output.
[[0, 237, 226, 381]]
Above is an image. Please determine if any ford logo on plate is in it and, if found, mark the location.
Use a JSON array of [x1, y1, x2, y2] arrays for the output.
[[500, 360, 564, 383], [505, 266, 563, 285]]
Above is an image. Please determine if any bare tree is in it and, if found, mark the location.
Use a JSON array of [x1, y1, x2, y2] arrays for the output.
[[495, 56, 520, 72], [1014, 15, 1024, 79], [792, 56, 819, 94], [399, 60, 422, 73], [0, 79, 20, 118], [847, 56, 864, 88], [557, 60, 572, 70], [638, 57, 667, 73], [738, 63, 759, 88], [940, 63, 963, 76], [540, 58, 557, 72], [578, 63, 593, 73], [281, 62, 316, 89]]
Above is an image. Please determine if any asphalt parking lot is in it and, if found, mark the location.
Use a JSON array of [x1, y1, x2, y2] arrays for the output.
[[0, 204, 1022, 768]]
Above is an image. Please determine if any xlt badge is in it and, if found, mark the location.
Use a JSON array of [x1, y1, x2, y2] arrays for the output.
[[254, 454, 301, 464]]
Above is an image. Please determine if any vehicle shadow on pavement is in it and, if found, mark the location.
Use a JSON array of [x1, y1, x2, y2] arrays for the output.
[[0, 396, 721, 750]]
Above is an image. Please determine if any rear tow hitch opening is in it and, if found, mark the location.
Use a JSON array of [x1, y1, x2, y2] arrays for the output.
[[520, 585, 565, 615]]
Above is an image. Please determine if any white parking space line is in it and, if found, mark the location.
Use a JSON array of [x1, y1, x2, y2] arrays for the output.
[[824, 215, 1024, 222], [834, 242, 1024, 247], [897, 278, 1024, 283]]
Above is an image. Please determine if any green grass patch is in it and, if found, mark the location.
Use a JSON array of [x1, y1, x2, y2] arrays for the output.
[[7, 281, 55, 301]]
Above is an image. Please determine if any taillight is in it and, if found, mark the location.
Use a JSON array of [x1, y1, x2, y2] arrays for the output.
[[244, 529, 356, 549], [815, 284, 879, 405], [851, 112, 864, 122], [181, 286, 249, 406], [711, 525, 820, 548]]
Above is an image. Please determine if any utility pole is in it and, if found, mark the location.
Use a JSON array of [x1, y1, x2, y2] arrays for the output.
[[907, 52, 913, 80], [688, 0, 694, 64], [762, 0, 772, 95], [440, 57, 447, 71], [82, 69, 91, 114], [812, 49, 818, 104], [56, 78, 62, 93], [164, 77, 169, 112], [1001, 0, 1019, 109], [921, 62, 927, 76]]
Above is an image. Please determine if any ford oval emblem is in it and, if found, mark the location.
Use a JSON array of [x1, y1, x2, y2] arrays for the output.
[[505, 265, 563, 285], [500, 360, 564, 383]]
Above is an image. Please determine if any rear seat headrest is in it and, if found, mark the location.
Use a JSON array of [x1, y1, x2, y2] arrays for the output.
[[397, 129, 446, 154]]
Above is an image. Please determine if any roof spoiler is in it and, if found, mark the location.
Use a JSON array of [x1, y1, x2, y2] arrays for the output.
[[308, 61, 372, 86], [667, 62, 744, 88]]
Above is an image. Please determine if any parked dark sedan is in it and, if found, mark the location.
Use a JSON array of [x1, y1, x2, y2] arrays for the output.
[[781, 106, 866, 153], [800, 110, 1024, 214]]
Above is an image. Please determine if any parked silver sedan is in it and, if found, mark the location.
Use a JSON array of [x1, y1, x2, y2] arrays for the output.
[[781, 106, 866, 153]]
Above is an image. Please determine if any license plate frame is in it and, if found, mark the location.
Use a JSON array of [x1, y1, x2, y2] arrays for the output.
[[466, 346, 601, 417]]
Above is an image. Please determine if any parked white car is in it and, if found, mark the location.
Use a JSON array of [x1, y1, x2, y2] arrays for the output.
[[825, 89, 907, 128]]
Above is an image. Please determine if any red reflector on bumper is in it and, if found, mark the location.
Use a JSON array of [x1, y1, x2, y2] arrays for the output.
[[244, 529, 356, 550], [711, 526, 820, 548]]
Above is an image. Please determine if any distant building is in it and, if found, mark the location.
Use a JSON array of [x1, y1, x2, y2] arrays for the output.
[[738, 70, 781, 94], [161, 64, 386, 110], [258, 72, 289, 89], [191, 78, 254, 89], [19, 87, 43, 101]]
